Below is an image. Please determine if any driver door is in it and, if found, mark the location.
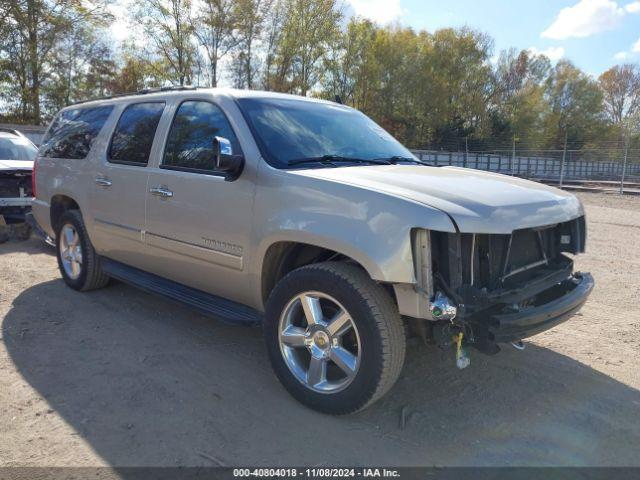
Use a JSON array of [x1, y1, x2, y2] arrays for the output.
[[144, 100, 256, 306]]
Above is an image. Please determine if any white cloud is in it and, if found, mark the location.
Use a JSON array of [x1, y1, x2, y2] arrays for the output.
[[107, 0, 147, 47], [108, 2, 132, 42], [542, 0, 626, 39], [528, 46, 566, 62], [611, 37, 640, 61], [348, 0, 405, 24], [110, 20, 130, 42], [624, 1, 640, 12]]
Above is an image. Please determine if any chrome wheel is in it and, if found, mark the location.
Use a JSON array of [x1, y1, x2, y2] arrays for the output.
[[59, 223, 83, 280], [278, 291, 361, 393]]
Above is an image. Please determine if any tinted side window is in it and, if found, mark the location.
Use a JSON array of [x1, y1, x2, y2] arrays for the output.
[[109, 102, 165, 165], [163, 101, 240, 172], [40, 106, 113, 159]]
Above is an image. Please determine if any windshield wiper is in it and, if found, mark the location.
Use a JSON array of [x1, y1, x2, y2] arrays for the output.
[[375, 156, 431, 166], [287, 155, 391, 167]]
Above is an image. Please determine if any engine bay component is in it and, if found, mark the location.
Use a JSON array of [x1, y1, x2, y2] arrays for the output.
[[430, 291, 457, 321]]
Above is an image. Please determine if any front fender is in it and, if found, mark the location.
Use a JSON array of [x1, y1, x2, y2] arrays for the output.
[[252, 167, 456, 286]]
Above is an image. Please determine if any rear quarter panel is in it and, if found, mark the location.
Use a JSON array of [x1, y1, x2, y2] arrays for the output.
[[33, 107, 118, 239]]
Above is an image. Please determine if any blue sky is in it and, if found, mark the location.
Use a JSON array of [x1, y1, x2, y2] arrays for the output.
[[345, 0, 640, 76], [110, 0, 640, 77]]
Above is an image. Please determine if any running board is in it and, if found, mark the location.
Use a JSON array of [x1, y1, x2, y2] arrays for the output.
[[101, 258, 262, 326]]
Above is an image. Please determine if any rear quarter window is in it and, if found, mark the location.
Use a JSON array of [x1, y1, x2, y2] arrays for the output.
[[108, 102, 165, 165], [40, 105, 114, 159]]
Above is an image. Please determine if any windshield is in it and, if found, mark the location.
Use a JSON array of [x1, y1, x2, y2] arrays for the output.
[[236, 98, 416, 168], [0, 136, 37, 161]]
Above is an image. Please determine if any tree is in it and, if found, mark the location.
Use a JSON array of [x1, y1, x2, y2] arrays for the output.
[[136, 0, 196, 86], [83, 42, 119, 98], [599, 64, 640, 125], [0, 19, 30, 121], [322, 17, 377, 107], [0, 0, 110, 123], [544, 60, 606, 149], [44, 24, 111, 112], [192, 0, 237, 87], [261, 0, 285, 90], [489, 49, 550, 149], [233, 0, 273, 89], [271, 0, 342, 95]]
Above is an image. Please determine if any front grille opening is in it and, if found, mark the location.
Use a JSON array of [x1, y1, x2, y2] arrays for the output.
[[507, 229, 547, 272], [431, 216, 585, 307]]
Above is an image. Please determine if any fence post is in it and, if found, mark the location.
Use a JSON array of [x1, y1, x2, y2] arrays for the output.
[[620, 137, 629, 195], [463, 136, 468, 168], [510, 134, 516, 176], [559, 131, 568, 187]]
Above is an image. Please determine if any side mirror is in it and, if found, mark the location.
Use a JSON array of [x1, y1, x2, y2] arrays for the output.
[[213, 136, 244, 180]]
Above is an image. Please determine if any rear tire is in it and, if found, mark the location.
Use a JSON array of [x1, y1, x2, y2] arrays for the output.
[[55, 210, 109, 291], [264, 262, 406, 414]]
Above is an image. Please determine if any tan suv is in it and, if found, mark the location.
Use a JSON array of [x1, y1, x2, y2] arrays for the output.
[[32, 87, 594, 414]]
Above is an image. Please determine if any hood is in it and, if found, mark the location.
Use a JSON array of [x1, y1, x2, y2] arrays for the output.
[[290, 165, 584, 234], [0, 159, 33, 172]]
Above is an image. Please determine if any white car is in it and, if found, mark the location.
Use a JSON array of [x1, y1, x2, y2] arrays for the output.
[[0, 128, 36, 241]]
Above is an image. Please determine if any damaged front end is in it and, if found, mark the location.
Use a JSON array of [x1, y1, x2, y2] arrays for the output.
[[0, 169, 33, 241], [414, 216, 594, 357]]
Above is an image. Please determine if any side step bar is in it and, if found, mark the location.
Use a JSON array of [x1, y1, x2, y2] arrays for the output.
[[101, 258, 262, 327]]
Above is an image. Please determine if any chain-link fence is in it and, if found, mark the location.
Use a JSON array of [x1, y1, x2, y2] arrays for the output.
[[411, 143, 640, 194], [7, 122, 640, 194]]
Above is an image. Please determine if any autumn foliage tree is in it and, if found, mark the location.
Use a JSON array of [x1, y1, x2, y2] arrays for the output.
[[0, 0, 637, 153]]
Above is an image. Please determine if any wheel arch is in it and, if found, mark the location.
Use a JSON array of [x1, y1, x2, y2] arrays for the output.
[[50, 194, 81, 234], [260, 240, 393, 308]]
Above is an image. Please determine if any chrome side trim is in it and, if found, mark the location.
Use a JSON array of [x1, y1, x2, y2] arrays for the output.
[[94, 217, 141, 242], [145, 231, 243, 271]]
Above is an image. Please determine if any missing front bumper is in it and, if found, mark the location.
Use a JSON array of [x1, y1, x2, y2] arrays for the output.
[[471, 272, 594, 352]]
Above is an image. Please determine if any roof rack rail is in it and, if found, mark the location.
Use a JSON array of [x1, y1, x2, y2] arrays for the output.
[[137, 86, 199, 95], [70, 85, 202, 106]]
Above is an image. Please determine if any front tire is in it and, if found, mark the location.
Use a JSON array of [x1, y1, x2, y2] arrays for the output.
[[55, 210, 109, 291], [264, 262, 406, 414]]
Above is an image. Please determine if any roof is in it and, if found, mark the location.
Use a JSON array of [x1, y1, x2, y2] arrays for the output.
[[66, 87, 340, 110]]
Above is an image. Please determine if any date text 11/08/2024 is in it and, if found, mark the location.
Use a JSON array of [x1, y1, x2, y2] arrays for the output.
[[232, 468, 401, 477]]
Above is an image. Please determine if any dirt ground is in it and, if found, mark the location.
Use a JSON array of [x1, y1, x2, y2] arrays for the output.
[[0, 192, 639, 467]]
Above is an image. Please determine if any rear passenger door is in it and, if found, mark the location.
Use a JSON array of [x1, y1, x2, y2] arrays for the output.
[[88, 102, 165, 269], [144, 100, 255, 306]]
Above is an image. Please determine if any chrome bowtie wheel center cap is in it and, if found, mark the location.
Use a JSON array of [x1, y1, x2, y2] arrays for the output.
[[305, 328, 333, 359], [313, 331, 330, 350]]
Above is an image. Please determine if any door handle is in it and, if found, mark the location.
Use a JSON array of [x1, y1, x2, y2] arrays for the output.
[[149, 186, 174, 198], [95, 176, 112, 187]]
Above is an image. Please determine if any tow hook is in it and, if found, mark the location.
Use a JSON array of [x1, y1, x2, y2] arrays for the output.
[[454, 332, 470, 369], [511, 340, 526, 351]]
